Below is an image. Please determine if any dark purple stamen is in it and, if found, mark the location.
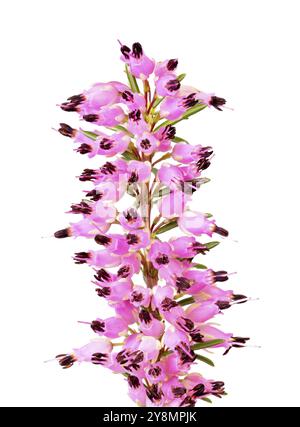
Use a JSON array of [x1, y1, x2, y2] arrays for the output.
[[91, 320, 105, 333], [100, 162, 117, 175], [211, 381, 225, 397], [172, 386, 186, 398], [155, 254, 169, 265], [54, 228, 71, 239], [180, 396, 196, 407], [99, 138, 113, 150], [131, 291, 143, 303], [182, 93, 198, 109], [73, 251, 90, 264], [140, 138, 151, 150], [94, 235, 111, 246], [139, 309, 151, 324], [91, 352, 108, 365], [67, 94, 85, 104], [192, 383, 205, 398], [70, 201, 92, 215], [124, 208, 138, 222], [177, 317, 194, 331], [217, 300, 231, 310], [210, 96, 226, 111], [162, 125, 176, 140], [232, 294, 248, 303], [145, 384, 163, 402], [128, 109, 141, 122], [120, 44, 131, 60], [166, 78, 181, 92], [232, 336, 250, 344], [192, 242, 209, 255], [128, 172, 139, 184], [175, 342, 196, 364], [213, 270, 229, 282], [60, 94, 85, 112], [132, 42, 143, 59], [76, 143, 93, 154], [95, 287, 111, 298], [58, 123, 75, 138], [148, 366, 162, 377], [214, 225, 229, 237], [94, 268, 111, 282], [161, 297, 178, 312], [176, 277, 191, 292], [196, 159, 211, 172], [79, 168, 98, 181], [86, 189, 103, 201], [116, 350, 144, 372], [83, 114, 99, 122], [167, 59, 178, 71], [128, 375, 140, 389], [56, 354, 76, 369], [190, 331, 204, 342], [117, 265, 131, 278], [121, 90, 134, 102], [126, 233, 139, 245]]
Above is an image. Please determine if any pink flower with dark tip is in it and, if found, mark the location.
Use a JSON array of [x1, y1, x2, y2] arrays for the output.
[[136, 132, 159, 154], [120, 41, 155, 80], [119, 208, 145, 231]]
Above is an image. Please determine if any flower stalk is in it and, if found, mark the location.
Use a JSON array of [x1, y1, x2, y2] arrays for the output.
[[53, 41, 248, 407]]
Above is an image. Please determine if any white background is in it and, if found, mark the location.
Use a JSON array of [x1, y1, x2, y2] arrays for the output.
[[0, 0, 299, 407]]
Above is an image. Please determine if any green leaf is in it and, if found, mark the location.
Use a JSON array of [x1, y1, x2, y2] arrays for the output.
[[178, 297, 195, 306], [181, 103, 207, 119], [152, 97, 164, 109], [152, 187, 170, 198], [125, 64, 140, 93], [152, 167, 158, 175], [172, 136, 189, 143], [177, 73, 186, 82], [205, 212, 213, 218], [192, 339, 224, 351], [201, 397, 212, 404], [198, 177, 211, 184], [194, 263, 207, 270], [152, 153, 172, 169], [154, 104, 207, 131], [196, 354, 215, 367], [108, 125, 134, 137], [205, 241, 220, 250], [81, 130, 98, 140], [121, 150, 137, 161], [155, 219, 178, 235]]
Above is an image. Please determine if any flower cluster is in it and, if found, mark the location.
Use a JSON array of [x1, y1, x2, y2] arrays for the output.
[[54, 41, 248, 407]]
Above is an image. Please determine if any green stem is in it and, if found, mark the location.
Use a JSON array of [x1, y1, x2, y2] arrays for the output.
[[154, 104, 207, 131], [178, 296, 195, 306], [125, 64, 140, 93]]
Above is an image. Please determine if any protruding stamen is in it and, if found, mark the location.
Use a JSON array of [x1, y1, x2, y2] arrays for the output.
[[167, 59, 178, 71], [132, 42, 143, 59], [214, 225, 229, 237], [94, 235, 111, 246], [210, 96, 226, 111], [54, 228, 71, 238]]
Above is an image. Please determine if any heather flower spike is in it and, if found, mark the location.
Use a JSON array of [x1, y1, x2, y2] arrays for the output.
[[53, 41, 248, 407]]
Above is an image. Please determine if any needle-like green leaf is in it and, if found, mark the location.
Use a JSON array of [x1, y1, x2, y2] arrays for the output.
[[155, 219, 178, 235], [205, 241, 220, 250], [192, 339, 224, 351], [194, 263, 207, 270], [81, 130, 98, 140], [125, 64, 140, 93], [195, 354, 215, 367]]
